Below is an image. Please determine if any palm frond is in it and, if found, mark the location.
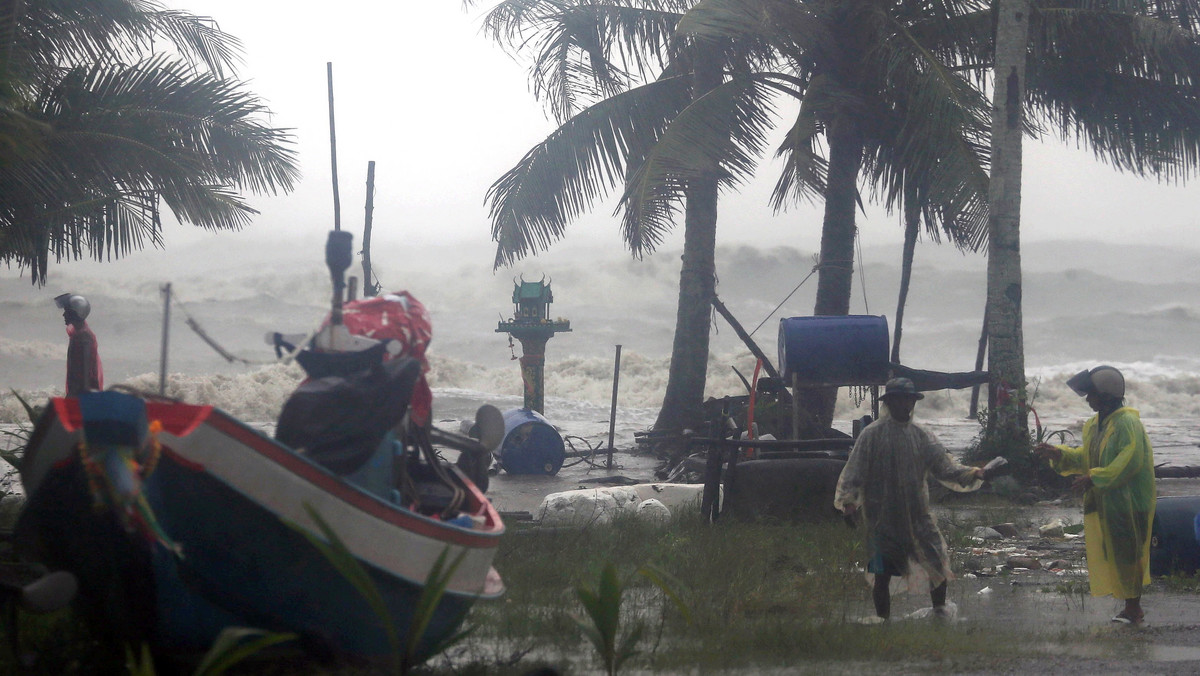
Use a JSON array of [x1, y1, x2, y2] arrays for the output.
[[1, 55, 298, 283], [1028, 6, 1200, 180], [487, 74, 693, 268], [770, 76, 830, 209], [481, 0, 690, 122], [620, 73, 779, 254], [858, 14, 992, 249], [8, 0, 242, 84]]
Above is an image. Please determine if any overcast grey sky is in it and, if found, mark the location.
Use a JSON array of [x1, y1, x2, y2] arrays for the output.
[[106, 2, 1200, 262]]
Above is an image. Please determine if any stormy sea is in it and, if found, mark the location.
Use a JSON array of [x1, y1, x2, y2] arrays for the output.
[[3, 235, 1200, 467]]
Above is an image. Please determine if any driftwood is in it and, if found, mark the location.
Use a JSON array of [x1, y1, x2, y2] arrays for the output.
[[1155, 465, 1200, 479], [890, 363, 990, 391], [711, 296, 791, 405], [688, 437, 854, 450], [361, 160, 378, 297]]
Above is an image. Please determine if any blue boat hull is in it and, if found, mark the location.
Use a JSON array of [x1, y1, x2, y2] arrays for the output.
[[15, 396, 504, 663]]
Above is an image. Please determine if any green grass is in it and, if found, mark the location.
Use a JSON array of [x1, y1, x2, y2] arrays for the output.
[[452, 511, 1042, 673], [12, 503, 1192, 674]]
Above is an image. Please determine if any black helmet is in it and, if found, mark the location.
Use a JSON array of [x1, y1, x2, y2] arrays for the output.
[[54, 293, 91, 320]]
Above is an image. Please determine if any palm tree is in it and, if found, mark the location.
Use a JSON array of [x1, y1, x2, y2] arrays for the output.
[[984, 0, 1031, 445], [1, 0, 299, 284], [477, 0, 992, 434], [677, 0, 992, 427], [973, 0, 1200, 445], [475, 0, 779, 433]]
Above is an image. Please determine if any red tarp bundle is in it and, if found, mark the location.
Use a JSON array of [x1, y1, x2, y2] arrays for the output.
[[336, 292, 433, 425]]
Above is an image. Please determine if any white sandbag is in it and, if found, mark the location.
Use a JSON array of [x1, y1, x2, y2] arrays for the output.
[[635, 498, 672, 526]]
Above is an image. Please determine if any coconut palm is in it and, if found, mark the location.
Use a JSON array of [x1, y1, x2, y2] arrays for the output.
[[477, 0, 993, 432], [476, 0, 782, 433], [672, 0, 993, 427], [970, 0, 1200, 443], [0, 0, 299, 284]]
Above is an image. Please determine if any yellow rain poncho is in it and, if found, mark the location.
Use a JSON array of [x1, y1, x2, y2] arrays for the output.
[[1049, 407, 1155, 599], [834, 409, 982, 589]]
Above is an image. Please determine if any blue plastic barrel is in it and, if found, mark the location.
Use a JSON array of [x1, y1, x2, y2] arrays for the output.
[[496, 408, 565, 475], [1151, 496, 1200, 576], [777, 315, 890, 386]]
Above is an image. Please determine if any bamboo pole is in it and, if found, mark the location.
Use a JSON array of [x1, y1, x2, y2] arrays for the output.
[[969, 306, 989, 418], [607, 344, 622, 468], [712, 296, 781, 381], [327, 62, 341, 232], [362, 160, 377, 296], [158, 282, 171, 396]]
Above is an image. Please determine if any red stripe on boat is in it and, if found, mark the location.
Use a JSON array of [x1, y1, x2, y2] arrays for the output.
[[201, 409, 499, 548]]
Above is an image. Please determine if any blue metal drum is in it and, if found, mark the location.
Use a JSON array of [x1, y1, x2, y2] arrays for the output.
[[1151, 495, 1200, 576], [496, 408, 566, 475], [777, 315, 890, 386]]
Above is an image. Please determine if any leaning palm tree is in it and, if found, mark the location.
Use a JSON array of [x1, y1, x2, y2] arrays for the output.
[[0, 0, 298, 284], [475, 0, 779, 433], [476, 0, 993, 433], [674, 0, 993, 427]]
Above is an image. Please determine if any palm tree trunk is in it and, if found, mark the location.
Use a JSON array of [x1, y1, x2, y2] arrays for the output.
[[892, 194, 920, 364], [985, 0, 1031, 444], [654, 43, 723, 434], [800, 124, 863, 431]]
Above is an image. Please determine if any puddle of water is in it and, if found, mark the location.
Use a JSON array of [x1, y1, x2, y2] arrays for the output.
[[1146, 644, 1200, 662], [1039, 641, 1200, 663]]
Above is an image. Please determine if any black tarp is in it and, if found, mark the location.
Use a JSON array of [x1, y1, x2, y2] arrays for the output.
[[890, 363, 990, 391], [276, 356, 421, 474]]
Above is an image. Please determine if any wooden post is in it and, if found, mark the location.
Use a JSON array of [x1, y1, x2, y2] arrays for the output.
[[969, 306, 989, 418], [606, 345, 622, 469], [791, 373, 801, 440], [711, 296, 782, 381], [327, 62, 341, 232], [362, 160, 377, 296], [158, 282, 171, 396]]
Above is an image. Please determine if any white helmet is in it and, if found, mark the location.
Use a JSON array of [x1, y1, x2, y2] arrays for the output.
[[54, 293, 91, 321], [1090, 365, 1125, 400], [1066, 365, 1124, 400]]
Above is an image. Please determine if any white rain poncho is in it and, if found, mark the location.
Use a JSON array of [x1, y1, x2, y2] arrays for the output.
[[834, 407, 982, 589]]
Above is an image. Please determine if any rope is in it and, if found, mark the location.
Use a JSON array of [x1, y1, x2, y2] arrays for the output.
[[562, 435, 617, 469], [170, 292, 274, 365], [169, 290, 320, 367], [856, 231, 869, 314], [749, 256, 820, 338]]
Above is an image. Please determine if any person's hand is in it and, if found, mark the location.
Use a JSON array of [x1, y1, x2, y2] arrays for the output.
[[1071, 474, 1094, 493], [1034, 442, 1062, 462]]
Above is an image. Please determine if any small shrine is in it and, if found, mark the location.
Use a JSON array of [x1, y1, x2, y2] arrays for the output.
[[496, 278, 571, 413]]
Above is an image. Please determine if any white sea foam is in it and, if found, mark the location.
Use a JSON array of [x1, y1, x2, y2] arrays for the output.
[[5, 239, 1200, 445]]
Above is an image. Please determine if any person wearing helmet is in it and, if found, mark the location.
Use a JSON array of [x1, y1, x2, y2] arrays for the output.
[[835, 377, 986, 621], [1035, 365, 1155, 624], [54, 293, 103, 396]]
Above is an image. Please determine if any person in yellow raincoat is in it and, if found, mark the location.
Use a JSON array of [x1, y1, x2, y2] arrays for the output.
[[1036, 365, 1155, 624], [835, 377, 985, 621]]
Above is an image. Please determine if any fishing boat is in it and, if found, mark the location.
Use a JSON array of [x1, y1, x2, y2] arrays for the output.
[[13, 231, 506, 663]]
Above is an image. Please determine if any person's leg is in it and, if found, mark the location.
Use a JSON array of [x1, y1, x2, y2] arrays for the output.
[[873, 574, 891, 619], [931, 580, 947, 609], [1122, 597, 1144, 622]]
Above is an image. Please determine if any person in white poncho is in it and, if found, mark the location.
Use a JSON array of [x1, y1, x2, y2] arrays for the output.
[[834, 377, 985, 620]]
